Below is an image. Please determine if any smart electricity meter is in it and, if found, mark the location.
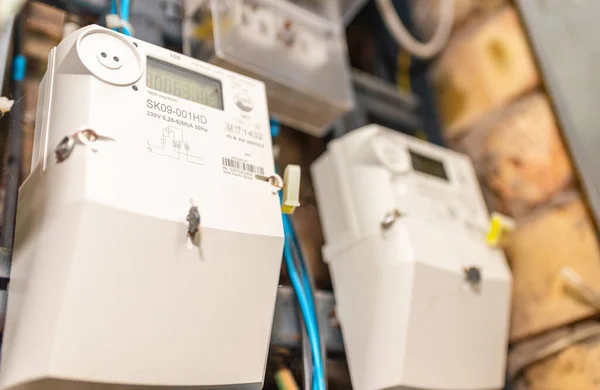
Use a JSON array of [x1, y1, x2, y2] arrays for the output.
[[0, 25, 283, 390], [311, 125, 512, 390]]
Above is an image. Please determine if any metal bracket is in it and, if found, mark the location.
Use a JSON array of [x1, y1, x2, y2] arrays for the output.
[[270, 286, 344, 354]]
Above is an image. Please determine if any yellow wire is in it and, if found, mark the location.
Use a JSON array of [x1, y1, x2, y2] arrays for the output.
[[396, 51, 428, 140], [397, 51, 412, 92], [274, 366, 300, 390]]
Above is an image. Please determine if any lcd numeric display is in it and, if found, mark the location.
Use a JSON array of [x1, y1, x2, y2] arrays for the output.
[[409, 150, 448, 181], [146, 56, 223, 110]]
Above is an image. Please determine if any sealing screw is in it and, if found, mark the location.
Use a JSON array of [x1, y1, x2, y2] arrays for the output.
[[186, 206, 201, 236], [464, 266, 482, 287]]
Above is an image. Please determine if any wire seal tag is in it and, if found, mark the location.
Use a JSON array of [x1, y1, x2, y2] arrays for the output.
[[281, 165, 301, 215], [486, 212, 516, 247], [105, 14, 135, 35]]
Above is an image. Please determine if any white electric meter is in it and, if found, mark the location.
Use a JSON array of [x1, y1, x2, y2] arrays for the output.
[[311, 125, 512, 390], [0, 25, 283, 390], [183, 0, 355, 137]]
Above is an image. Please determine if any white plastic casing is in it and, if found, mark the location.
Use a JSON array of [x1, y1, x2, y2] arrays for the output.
[[0, 25, 282, 390], [183, 0, 355, 137], [311, 125, 512, 390]]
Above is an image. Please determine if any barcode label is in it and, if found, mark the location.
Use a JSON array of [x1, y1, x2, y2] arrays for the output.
[[222, 157, 265, 176]]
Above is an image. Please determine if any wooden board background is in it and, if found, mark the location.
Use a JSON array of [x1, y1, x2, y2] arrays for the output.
[[432, 6, 540, 138], [506, 197, 600, 341], [453, 93, 574, 218], [516, 339, 600, 390]]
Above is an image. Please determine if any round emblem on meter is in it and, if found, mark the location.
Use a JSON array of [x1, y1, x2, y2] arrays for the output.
[[371, 132, 410, 174], [76, 28, 142, 86], [234, 93, 254, 112]]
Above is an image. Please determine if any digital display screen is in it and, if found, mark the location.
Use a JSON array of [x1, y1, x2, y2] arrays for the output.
[[146, 56, 223, 110], [409, 150, 448, 180]]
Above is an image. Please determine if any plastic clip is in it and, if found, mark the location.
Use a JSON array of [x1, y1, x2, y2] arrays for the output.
[[281, 165, 301, 215], [486, 212, 516, 248], [106, 14, 135, 35]]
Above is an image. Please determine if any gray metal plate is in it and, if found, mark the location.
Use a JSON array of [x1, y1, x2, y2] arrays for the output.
[[516, 0, 600, 229], [270, 286, 344, 354]]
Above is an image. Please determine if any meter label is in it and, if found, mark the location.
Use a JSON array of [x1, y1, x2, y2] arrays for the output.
[[224, 122, 266, 149], [146, 98, 209, 130], [145, 87, 270, 185], [146, 99, 207, 123], [146, 125, 205, 165], [222, 156, 265, 180]]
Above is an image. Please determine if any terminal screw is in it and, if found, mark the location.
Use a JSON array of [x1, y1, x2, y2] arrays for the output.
[[381, 209, 403, 231], [186, 206, 201, 237], [55, 135, 75, 162], [464, 266, 482, 288], [55, 129, 101, 163]]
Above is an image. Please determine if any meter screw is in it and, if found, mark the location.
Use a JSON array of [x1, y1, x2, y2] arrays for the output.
[[277, 19, 296, 46], [186, 206, 201, 237], [381, 209, 403, 231], [54, 129, 101, 163], [185, 203, 204, 258], [55, 135, 76, 162], [255, 173, 284, 194], [464, 266, 482, 291]]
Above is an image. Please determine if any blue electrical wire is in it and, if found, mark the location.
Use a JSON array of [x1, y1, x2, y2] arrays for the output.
[[110, 0, 132, 36], [272, 118, 325, 389], [284, 213, 320, 390], [283, 215, 322, 389], [109, 0, 118, 31], [12, 55, 26, 82], [282, 230, 325, 390], [284, 215, 318, 322], [120, 0, 132, 36], [292, 238, 322, 389], [270, 119, 281, 138]]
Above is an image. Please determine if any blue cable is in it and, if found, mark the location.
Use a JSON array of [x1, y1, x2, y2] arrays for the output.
[[109, 0, 118, 31], [12, 55, 26, 82], [110, 0, 132, 35], [270, 119, 281, 138], [288, 221, 322, 390], [120, 0, 132, 36], [282, 208, 324, 389], [284, 215, 318, 320], [272, 118, 325, 389], [283, 235, 325, 390]]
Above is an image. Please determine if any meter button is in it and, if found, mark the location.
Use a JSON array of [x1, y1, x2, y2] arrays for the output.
[[77, 28, 142, 86], [371, 133, 410, 174], [234, 93, 254, 112], [96, 51, 123, 70]]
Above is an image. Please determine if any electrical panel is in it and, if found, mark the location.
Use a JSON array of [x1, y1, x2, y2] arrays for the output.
[[311, 125, 512, 390]]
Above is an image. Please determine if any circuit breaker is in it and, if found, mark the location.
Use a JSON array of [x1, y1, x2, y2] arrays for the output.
[[0, 25, 283, 390], [183, 0, 355, 136], [311, 125, 512, 390]]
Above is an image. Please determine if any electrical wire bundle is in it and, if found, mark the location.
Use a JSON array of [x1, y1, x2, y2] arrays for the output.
[[375, 0, 454, 59], [282, 214, 326, 390], [271, 120, 326, 390], [110, 0, 132, 36]]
